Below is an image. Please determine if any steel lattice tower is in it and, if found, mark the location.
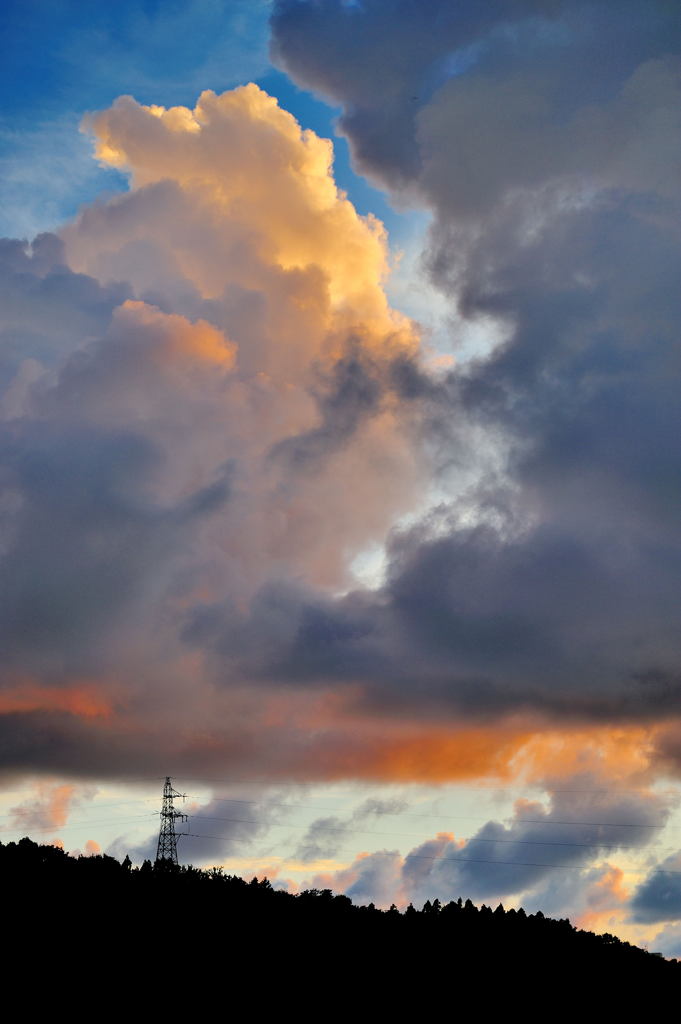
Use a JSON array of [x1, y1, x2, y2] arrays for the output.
[[155, 776, 188, 865]]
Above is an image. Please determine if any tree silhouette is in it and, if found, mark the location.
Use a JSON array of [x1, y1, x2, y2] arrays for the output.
[[2, 835, 678, 1001]]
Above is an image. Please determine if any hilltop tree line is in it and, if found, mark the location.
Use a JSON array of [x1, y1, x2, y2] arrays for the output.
[[3, 837, 678, 1002]]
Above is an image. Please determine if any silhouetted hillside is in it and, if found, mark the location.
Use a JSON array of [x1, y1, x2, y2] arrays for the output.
[[3, 837, 677, 1005]]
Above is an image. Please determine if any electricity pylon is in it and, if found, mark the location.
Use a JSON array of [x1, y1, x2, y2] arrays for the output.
[[155, 776, 188, 865]]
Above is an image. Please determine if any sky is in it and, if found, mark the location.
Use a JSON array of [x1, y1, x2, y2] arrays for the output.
[[1, 0, 681, 955]]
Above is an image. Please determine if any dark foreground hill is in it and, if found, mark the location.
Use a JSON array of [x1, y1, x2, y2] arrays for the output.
[[3, 837, 678, 1008]]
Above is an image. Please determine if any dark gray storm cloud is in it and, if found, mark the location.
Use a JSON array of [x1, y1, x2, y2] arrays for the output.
[[271, 0, 574, 188], [0, 233, 129, 391], [181, 0, 681, 731], [630, 853, 681, 924], [0, 234, 241, 688], [179, 790, 287, 864], [108, 788, 286, 866], [293, 796, 408, 862], [649, 921, 681, 958], [271, 1, 680, 207], [0, 412, 231, 677], [270, 350, 383, 470]]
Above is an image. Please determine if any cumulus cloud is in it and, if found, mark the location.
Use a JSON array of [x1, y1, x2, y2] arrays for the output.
[[649, 921, 681, 959], [109, 786, 287, 866], [60, 85, 424, 592], [524, 864, 629, 933], [401, 779, 669, 907], [8, 781, 96, 831], [300, 776, 673, 912], [630, 853, 681, 924], [293, 796, 408, 862], [183, 788, 296, 864], [0, 85, 433, 783], [311, 848, 405, 908]]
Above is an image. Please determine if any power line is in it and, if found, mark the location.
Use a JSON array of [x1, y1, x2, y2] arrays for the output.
[[0, 796, 160, 825], [176, 785, 681, 830], [180, 832, 681, 877], [3, 789, 677, 835], [174, 776, 681, 797], [12, 805, 674, 856], [4, 774, 676, 820], [1, 805, 676, 842], [185, 809, 674, 831], [0, 813, 157, 834], [3, 782, 679, 864], [181, 813, 678, 851]]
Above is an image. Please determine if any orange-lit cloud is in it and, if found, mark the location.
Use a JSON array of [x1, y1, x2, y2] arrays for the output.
[[52, 85, 425, 596], [511, 726, 660, 787], [9, 781, 96, 831], [0, 683, 113, 719], [74, 87, 409, 327], [287, 721, 535, 783], [113, 300, 237, 371], [264, 699, 664, 786], [573, 866, 629, 932]]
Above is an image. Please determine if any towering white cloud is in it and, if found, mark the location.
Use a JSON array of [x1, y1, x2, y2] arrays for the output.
[[0, 85, 433, 782]]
